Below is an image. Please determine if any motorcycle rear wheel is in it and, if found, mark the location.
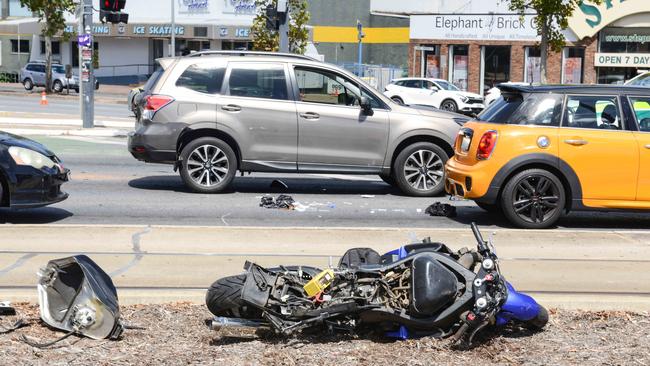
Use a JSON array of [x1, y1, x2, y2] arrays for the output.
[[524, 306, 549, 330], [206, 274, 261, 318]]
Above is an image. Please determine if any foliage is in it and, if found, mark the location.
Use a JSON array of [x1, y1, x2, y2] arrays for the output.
[[505, 0, 603, 83], [20, 0, 76, 92], [251, 0, 310, 54]]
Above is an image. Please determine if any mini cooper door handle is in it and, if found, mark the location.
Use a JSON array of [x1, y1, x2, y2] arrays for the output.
[[222, 104, 241, 112], [564, 139, 588, 146], [300, 112, 320, 120], [645, 144, 650, 149]]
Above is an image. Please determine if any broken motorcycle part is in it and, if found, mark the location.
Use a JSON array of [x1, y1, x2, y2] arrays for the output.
[[259, 194, 295, 210], [0, 301, 16, 316], [37, 255, 123, 341], [425, 202, 457, 217]]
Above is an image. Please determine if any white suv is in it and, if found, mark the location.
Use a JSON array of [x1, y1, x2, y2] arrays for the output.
[[384, 77, 484, 115]]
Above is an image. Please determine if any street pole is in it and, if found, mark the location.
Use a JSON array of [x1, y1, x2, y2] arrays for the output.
[[80, 0, 94, 128], [357, 20, 364, 77], [170, 0, 175, 56], [277, 0, 289, 53]]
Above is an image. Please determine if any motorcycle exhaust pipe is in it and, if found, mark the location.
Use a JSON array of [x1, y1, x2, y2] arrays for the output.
[[208, 316, 269, 332]]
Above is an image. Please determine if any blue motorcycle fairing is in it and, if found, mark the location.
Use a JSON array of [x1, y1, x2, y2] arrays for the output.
[[495, 282, 541, 326]]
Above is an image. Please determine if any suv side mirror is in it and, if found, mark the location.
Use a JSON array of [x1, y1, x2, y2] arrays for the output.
[[359, 96, 374, 116]]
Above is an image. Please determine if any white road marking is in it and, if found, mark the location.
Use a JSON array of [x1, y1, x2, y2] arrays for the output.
[[52, 135, 126, 146]]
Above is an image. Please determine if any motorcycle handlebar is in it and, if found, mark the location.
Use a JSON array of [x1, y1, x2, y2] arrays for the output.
[[470, 222, 489, 253]]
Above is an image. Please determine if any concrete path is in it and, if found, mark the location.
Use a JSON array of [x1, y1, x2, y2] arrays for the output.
[[0, 225, 648, 311]]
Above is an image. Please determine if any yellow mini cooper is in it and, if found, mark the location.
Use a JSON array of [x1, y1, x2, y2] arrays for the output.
[[445, 84, 650, 229]]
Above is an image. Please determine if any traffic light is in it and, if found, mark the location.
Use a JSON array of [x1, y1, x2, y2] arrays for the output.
[[100, 0, 129, 24], [265, 5, 278, 31]]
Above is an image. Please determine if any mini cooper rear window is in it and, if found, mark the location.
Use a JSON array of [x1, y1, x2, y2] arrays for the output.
[[176, 64, 226, 94], [477, 93, 562, 126]]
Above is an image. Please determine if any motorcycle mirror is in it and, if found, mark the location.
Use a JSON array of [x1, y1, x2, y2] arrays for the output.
[[37, 255, 123, 340]]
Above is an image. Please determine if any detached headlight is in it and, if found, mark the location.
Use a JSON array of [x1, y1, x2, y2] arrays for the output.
[[459, 95, 469, 103], [8, 146, 56, 169]]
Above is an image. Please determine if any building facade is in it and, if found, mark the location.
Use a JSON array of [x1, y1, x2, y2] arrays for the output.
[[0, 0, 256, 84], [403, 0, 650, 95]]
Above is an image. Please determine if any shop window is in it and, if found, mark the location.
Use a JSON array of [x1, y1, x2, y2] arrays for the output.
[[449, 45, 469, 91], [227, 63, 288, 100], [10, 39, 29, 53], [194, 27, 208, 37], [562, 47, 584, 84], [71, 42, 98, 68], [600, 28, 650, 54], [524, 47, 541, 83], [221, 41, 252, 51], [420, 45, 440, 78], [176, 64, 226, 94], [482, 46, 510, 94], [40, 41, 61, 55]]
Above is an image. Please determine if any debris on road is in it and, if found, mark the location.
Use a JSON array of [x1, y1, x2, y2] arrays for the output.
[[425, 203, 457, 217], [0, 303, 647, 365], [0, 301, 16, 316], [260, 195, 296, 210], [361, 195, 375, 198]]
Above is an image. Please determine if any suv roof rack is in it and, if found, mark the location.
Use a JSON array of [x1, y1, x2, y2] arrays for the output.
[[187, 50, 316, 61]]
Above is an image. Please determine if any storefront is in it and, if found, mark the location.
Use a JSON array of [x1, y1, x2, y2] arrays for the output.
[[408, 0, 650, 95]]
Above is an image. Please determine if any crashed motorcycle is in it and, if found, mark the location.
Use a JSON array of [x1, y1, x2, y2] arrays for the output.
[[206, 223, 548, 341]]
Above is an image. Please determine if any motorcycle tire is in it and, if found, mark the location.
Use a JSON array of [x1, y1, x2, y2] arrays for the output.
[[524, 306, 549, 330], [206, 274, 261, 318]]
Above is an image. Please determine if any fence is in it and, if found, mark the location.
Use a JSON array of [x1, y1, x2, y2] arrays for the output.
[[337, 63, 407, 92], [0, 72, 20, 83]]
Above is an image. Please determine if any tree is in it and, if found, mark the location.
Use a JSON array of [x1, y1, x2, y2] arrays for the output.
[[251, 0, 310, 54], [20, 0, 75, 93], [506, 0, 602, 84]]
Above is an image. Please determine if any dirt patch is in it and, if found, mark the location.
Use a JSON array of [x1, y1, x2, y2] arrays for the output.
[[1, 303, 648, 366]]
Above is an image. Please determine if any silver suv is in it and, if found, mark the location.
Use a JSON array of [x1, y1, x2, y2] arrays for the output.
[[128, 51, 466, 196], [20, 61, 98, 93]]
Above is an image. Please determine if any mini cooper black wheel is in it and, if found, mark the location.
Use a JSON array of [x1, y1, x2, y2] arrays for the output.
[[179, 137, 237, 193], [501, 169, 565, 229], [394, 142, 448, 197]]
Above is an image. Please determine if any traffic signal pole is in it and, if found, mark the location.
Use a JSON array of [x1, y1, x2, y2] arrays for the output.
[[277, 0, 289, 53], [79, 0, 94, 128]]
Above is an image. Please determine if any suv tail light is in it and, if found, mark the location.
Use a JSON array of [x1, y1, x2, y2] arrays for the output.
[[144, 95, 174, 112], [476, 131, 497, 160]]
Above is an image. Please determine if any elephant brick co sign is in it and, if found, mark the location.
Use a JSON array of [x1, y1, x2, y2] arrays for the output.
[[569, 0, 650, 40]]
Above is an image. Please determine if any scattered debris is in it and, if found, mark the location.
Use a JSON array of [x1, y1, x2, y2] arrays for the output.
[[0, 301, 16, 316], [270, 179, 289, 190], [361, 195, 375, 198], [260, 195, 296, 210], [425, 202, 457, 217]]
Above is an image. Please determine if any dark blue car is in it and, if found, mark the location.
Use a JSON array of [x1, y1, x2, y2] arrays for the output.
[[0, 132, 69, 208]]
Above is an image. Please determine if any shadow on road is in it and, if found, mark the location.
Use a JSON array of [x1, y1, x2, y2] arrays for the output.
[[0, 207, 73, 224], [129, 175, 402, 196], [451, 206, 650, 230]]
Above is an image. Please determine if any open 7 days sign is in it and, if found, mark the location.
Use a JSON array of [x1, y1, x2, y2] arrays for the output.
[[595, 53, 650, 68]]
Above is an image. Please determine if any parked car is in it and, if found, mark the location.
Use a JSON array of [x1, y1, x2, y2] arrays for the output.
[[20, 61, 99, 93], [128, 51, 470, 197], [0, 131, 69, 208], [445, 84, 650, 228], [384, 77, 485, 115], [625, 70, 650, 87], [484, 82, 530, 106]]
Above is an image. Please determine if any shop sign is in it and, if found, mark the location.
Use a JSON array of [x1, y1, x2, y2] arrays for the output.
[[410, 14, 539, 41], [235, 28, 250, 38], [178, 0, 209, 14], [569, 0, 650, 40], [133, 25, 185, 36], [225, 0, 256, 14], [64, 24, 110, 35], [595, 52, 650, 68]]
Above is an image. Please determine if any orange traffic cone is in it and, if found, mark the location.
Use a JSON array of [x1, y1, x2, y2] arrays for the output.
[[40, 91, 48, 106]]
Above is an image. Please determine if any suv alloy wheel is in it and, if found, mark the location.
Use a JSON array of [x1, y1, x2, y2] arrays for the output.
[[53, 80, 63, 93], [440, 99, 458, 112], [23, 79, 33, 91], [394, 142, 448, 196], [501, 169, 565, 229], [179, 137, 237, 193]]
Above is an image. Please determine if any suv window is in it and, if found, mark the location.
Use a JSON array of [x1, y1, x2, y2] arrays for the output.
[[227, 63, 288, 100], [294, 67, 382, 108], [403, 80, 422, 88], [144, 67, 164, 92], [564, 95, 622, 130], [629, 97, 650, 132], [477, 93, 562, 126], [176, 64, 226, 94]]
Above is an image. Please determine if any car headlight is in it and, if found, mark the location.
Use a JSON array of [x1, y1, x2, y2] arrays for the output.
[[8, 146, 56, 169], [459, 95, 469, 103]]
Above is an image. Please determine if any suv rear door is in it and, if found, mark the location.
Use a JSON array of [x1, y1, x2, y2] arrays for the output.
[[559, 95, 639, 202], [291, 65, 389, 172], [219, 61, 298, 170]]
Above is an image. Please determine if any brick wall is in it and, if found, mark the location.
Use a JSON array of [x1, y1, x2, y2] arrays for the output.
[[409, 37, 597, 94]]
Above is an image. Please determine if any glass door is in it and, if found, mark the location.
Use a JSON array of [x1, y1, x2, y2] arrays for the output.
[[481, 46, 511, 94]]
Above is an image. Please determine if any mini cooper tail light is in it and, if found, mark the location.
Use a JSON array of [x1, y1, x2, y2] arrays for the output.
[[476, 131, 498, 160], [144, 95, 174, 112]]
